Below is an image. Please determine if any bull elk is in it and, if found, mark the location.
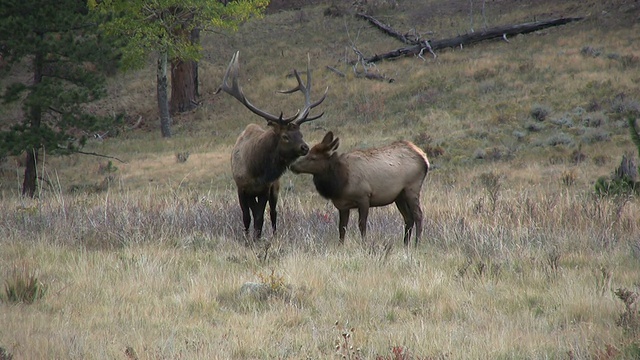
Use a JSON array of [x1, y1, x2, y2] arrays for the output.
[[217, 51, 327, 239], [290, 131, 429, 246]]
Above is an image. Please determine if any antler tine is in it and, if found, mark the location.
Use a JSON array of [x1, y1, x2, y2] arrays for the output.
[[217, 51, 287, 123], [277, 55, 327, 125], [296, 88, 328, 125]]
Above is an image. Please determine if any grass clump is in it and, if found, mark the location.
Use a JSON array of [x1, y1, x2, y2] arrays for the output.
[[254, 269, 289, 297], [3, 264, 47, 304]]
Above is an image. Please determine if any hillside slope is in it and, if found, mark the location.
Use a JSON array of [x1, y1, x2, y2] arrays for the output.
[[1, 0, 639, 196]]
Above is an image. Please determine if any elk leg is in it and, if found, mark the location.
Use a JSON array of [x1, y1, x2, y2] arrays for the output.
[[268, 182, 279, 234], [238, 190, 252, 234], [251, 193, 269, 239], [406, 194, 424, 246], [395, 194, 414, 247], [338, 209, 350, 244], [357, 204, 370, 240]]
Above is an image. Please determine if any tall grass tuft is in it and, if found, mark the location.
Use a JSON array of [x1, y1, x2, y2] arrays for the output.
[[3, 264, 47, 304]]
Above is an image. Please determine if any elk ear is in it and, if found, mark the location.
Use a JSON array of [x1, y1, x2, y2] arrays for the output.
[[329, 137, 340, 152], [321, 131, 334, 145]]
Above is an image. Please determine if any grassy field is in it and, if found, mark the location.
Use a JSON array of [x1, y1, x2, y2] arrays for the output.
[[2, 0, 640, 358]]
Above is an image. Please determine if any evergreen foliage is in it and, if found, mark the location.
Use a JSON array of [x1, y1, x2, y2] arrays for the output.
[[629, 117, 640, 159], [89, 0, 268, 138], [595, 117, 640, 197], [90, 0, 270, 69], [0, 0, 120, 195]]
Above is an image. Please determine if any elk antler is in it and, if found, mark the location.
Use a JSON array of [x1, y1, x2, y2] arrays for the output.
[[216, 51, 295, 123], [216, 51, 327, 125], [279, 54, 328, 125]]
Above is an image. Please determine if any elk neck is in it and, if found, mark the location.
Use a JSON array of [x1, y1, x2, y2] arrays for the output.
[[312, 156, 348, 199], [248, 131, 294, 184]]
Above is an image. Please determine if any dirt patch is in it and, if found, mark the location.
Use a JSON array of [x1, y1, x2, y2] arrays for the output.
[[120, 150, 231, 188]]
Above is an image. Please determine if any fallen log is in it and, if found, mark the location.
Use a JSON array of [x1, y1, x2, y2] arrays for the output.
[[355, 12, 418, 45], [359, 16, 583, 64]]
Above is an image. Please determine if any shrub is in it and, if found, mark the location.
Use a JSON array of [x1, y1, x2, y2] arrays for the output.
[[477, 171, 503, 212], [571, 146, 587, 164], [413, 132, 445, 159], [611, 94, 640, 117], [525, 122, 544, 132], [175, 151, 190, 163], [530, 104, 551, 122], [594, 175, 638, 197], [334, 322, 362, 360], [619, 54, 640, 69], [595, 120, 640, 197], [513, 130, 526, 141], [580, 46, 602, 57], [582, 112, 607, 128], [582, 128, 611, 144], [550, 115, 574, 127], [0, 347, 13, 360], [615, 288, 640, 335], [561, 170, 577, 187], [545, 133, 574, 147]]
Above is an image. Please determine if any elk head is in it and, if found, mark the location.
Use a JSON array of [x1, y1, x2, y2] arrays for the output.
[[290, 131, 340, 175], [217, 51, 328, 160]]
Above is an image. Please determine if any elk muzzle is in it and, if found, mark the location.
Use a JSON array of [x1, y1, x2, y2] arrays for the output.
[[300, 143, 310, 155]]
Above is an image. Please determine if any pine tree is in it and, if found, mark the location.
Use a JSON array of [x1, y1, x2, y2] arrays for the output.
[[91, 0, 269, 138], [0, 0, 119, 197]]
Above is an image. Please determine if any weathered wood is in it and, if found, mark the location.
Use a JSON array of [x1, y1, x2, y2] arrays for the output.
[[355, 70, 394, 83], [359, 17, 584, 64], [355, 12, 417, 45], [326, 65, 346, 77]]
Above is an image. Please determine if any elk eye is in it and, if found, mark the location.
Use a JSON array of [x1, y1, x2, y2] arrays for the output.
[[281, 134, 290, 142]]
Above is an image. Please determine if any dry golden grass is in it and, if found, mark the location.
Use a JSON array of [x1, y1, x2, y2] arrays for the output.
[[1, 180, 639, 359], [2, 0, 640, 358]]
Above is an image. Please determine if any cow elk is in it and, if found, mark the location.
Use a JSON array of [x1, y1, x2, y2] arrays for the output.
[[290, 132, 429, 246], [217, 51, 327, 239]]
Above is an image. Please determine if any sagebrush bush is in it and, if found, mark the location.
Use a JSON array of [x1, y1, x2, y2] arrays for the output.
[[615, 288, 640, 335], [530, 104, 551, 122]]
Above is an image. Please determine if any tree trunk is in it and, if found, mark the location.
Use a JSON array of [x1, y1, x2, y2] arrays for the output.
[[169, 28, 200, 114], [22, 49, 43, 197], [157, 51, 172, 138], [22, 149, 38, 197], [169, 59, 197, 114], [192, 28, 200, 98]]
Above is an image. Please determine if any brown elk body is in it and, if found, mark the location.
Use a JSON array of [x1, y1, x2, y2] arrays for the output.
[[291, 131, 429, 246], [218, 51, 327, 239]]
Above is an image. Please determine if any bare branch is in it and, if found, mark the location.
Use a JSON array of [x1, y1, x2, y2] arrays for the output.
[[326, 65, 346, 78], [58, 147, 127, 163]]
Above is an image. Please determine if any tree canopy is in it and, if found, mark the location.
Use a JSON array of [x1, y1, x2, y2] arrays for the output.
[[90, 0, 269, 137], [91, 0, 268, 68], [0, 0, 120, 196]]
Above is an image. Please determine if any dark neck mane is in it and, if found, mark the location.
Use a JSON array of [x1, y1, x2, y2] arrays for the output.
[[312, 157, 348, 199], [249, 133, 290, 184]]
